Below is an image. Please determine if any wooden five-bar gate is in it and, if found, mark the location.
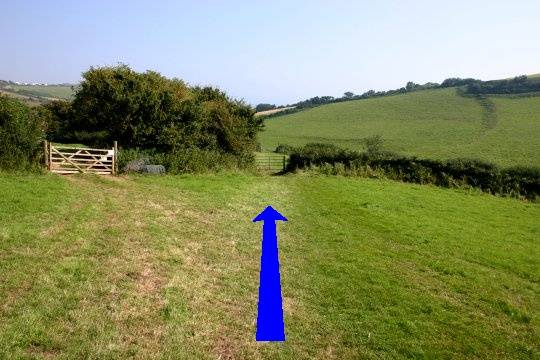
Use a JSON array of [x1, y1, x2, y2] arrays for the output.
[[44, 141, 118, 175]]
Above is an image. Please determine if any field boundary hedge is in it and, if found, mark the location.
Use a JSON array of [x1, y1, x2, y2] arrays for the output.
[[285, 144, 540, 200]]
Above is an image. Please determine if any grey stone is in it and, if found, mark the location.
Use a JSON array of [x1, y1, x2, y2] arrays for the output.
[[141, 165, 166, 174], [123, 157, 150, 173]]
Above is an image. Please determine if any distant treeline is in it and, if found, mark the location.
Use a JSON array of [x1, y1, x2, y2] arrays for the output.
[[282, 143, 540, 200], [464, 75, 540, 95], [257, 75, 540, 117], [255, 103, 278, 112]]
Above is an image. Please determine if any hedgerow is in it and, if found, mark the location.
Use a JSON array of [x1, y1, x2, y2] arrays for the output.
[[118, 148, 254, 174], [0, 96, 44, 171], [286, 143, 540, 200]]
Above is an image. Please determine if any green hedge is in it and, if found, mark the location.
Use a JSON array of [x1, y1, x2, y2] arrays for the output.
[[0, 96, 44, 171], [118, 148, 254, 174], [286, 143, 540, 200]]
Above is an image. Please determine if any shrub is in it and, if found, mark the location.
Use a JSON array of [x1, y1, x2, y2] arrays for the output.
[[500, 166, 540, 199], [364, 135, 384, 155], [117, 148, 155, 172], [0, 96, 44, 170], [118, 147, 254, 174], [152, 149, 242, 173], [274, 144, 296, 154]]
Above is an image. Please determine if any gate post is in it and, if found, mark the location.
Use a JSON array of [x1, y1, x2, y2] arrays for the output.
[[43, 140, 49, 170], [48, 142, 52, 171], [113, 141, 118, 175]]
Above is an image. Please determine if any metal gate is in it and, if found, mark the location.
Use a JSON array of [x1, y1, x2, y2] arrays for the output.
[[45, 141, 117, 175]]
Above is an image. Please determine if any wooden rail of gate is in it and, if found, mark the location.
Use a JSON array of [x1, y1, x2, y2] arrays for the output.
[[255, 152, 288, 173], [44, 141, 118, 175]]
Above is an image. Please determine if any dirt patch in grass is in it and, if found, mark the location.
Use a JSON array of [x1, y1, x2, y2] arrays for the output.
[[135, 262, 163, 295], [213, 326, 243, 360], [26, 344, 60, 359], [1, 280, 33, 315]]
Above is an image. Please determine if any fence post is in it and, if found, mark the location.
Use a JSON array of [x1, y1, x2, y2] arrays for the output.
[[113, 141, 118, 175], [43, 140, 48, 170], [48, 142, 52, 171]]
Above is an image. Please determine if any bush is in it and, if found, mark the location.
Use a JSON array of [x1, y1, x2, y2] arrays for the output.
[[117, 148, 155, 172], [118, 147, 254, 174], [364, 135, 384, 155], [274, 144, 296, 154], [0, 96, 44, 170], [153, 149, 253, 173], [46, 65, 263, 156], [500, 166, 540, 199], [286, 144, 540, 200]]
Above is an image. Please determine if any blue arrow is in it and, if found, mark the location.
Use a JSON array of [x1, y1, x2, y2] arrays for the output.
[[253, 205, 287, 342]]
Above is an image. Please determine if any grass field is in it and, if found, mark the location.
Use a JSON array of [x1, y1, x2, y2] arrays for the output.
[[9, 84, 74, 100], [255, 107, 296, 117], [259, 88, 540, 167], [1, 173, 538, 359], [0, 89, 43, 104]]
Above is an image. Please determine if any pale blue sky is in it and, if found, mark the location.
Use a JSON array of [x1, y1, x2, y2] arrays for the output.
[[1, 0, 539, 105]]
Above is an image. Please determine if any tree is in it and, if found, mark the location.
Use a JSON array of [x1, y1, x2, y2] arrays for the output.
[[364, 90, 375, 97], [344, 91, 354, 98], [41, 100, 74, 141], [47, 64, 262, 155], [406, 82, 418, 91], [255, 103, 276, 112]]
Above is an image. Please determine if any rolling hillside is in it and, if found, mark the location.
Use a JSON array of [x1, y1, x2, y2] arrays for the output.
[[8, 84, 74, 99], [0, 81, 74, 106], [259, 88, 540, 167]]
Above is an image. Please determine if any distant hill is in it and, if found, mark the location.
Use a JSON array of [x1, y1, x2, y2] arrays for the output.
[[260, 86, 540, 167], [0, 80, 74, 105]]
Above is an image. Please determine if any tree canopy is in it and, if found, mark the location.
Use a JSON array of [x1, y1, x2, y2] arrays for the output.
[[46, 65, 262, 155]]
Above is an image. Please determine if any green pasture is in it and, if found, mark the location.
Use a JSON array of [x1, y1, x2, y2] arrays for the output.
[[0, 173, 538, 358], [259, 88, 540, 167], [10, 85, 74, 100]]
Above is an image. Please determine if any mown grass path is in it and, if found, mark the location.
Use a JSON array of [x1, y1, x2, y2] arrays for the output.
[[0, 173, 538, 359]]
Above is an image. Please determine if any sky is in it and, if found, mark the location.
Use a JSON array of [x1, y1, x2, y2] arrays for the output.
[[1, 0, 539, 105]]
